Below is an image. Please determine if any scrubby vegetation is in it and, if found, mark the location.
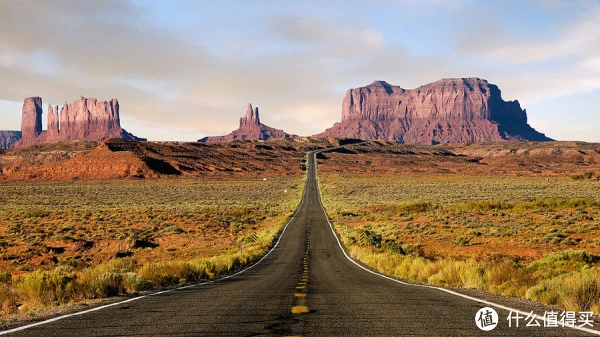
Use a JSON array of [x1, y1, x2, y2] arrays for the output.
[[571, 171, 595, 180], [319, 173, 600, 312], [0, 178, 302, 318], [2, 226, 279, 315]]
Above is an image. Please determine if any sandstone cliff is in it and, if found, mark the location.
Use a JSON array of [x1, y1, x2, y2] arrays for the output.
[[198, 103, 295, 142], [0, 131, 22, 150], [13, 96, 145, 148], [314, 78, 552, 144]]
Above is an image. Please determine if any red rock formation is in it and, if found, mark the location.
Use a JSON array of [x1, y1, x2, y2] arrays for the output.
[[13, 96, 144, 148], [315, 78, 552, 144], [47, 103, 59, 137], [0, 131, 22, 150], [240, 103, 260, 128], [58, 96, 124, 141], [199, 103, 295, 142], [20, 97, 43, 139]]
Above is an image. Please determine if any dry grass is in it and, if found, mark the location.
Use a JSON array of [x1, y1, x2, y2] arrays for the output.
[[0, 177, 303, 319], [320, 172, 600, 311]]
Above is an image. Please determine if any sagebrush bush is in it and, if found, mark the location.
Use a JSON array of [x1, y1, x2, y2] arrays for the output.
[[526, 271, 600, 311], [88, 272, 125, 298], [0, 271, 12, 284], [0, 284, 18, 315], [122, 272, 147, 293], [17, 268, 78, 308], [561, 271, 600, 311], [389, 201, 432, 215], [452, 236, 469, 246], [138, 261, 196, 286]]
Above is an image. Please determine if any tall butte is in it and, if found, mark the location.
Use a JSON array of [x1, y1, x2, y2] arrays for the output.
[[198, 103, 295, 142], [314, 78, 552, 144], [13, 96, 145, 148]]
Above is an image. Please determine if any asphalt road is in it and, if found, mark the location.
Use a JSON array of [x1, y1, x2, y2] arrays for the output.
[[3, 151, 598, 336]]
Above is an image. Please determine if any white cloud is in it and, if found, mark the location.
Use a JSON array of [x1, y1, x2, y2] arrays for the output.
[[0, 0, 598, 142]]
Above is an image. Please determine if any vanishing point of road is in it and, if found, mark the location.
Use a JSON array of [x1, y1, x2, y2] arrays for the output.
[[3, 151, 598, 336]]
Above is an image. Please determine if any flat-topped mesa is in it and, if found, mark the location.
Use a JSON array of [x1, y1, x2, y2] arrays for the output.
[[199, 103, 295, 142], [13, 96, 145, 148], [316, 78, 551, 144], [58, 96, 122, 141]]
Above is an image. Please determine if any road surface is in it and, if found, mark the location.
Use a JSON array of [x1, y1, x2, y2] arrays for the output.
[[3, 151, 597, 336]]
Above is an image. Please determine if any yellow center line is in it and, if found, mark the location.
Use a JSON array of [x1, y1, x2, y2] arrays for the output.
[[291, 305, 309, 314]]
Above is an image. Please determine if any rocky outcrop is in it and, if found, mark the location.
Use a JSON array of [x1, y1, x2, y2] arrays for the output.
[[47, 103, 59, 137], [314, 78, 552, 144], [199, 103, 295, 142], [13, 96, 145, 148], [0, 131, 22, 150], [21, 97, 43, 140]]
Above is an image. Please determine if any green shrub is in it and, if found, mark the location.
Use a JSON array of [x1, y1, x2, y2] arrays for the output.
[[382, 239, 404, 255], [452, 236, 469, 246], [571, 172, 595, 180], [390, 201, 433, 215], [123, 272, 148, 293], [58, 257, 78, 268], [17, 268, 77, 307], [450, 200, 513, 213], [163, 225, 184, 234], [88, 272, 125, 298], [528, 250, 600, 278], [0, 271, 12, 284]]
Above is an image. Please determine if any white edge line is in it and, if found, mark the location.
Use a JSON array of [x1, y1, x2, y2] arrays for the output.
[[312, 152, 600, 336], [0, 175, 310, 335]]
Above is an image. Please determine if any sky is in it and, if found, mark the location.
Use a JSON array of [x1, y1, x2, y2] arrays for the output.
[[0, 0, 599, 142]]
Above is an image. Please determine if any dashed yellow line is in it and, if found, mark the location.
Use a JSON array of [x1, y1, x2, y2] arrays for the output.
[[291, 305, 309, 314], [289, 222, 311, 317]]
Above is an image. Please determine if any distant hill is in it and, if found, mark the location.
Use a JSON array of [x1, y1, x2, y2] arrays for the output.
[[0, 131, 21, 149], [199, 103, 295, 142], [0, 138, 339, 181], [1, 139, 597, 181]]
